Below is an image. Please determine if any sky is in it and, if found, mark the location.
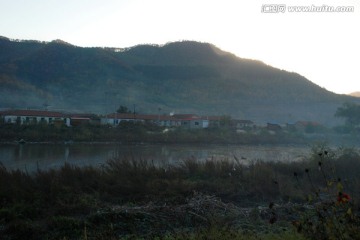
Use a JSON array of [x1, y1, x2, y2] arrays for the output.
[[0, 0, 359, 94]]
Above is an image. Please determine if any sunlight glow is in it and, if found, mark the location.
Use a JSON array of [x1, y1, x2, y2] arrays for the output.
[[0, 0, 359, 94]]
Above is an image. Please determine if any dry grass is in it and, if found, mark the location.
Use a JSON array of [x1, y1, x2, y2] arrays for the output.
[[1, 146, 360, 239]]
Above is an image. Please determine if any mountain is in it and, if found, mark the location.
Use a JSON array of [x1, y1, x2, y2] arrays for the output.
[[349, 92, 360, 98], [0, 36, 358, 125]]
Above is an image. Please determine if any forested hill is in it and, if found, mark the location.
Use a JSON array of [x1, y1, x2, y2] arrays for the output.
[[0, 36, 357, 125]]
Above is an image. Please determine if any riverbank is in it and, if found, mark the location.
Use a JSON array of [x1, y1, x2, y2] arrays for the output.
[[1, 147, 360, 239], [0, 142, 310, 172], [0, 122, 309, 144], [2, 122, 360, 148]]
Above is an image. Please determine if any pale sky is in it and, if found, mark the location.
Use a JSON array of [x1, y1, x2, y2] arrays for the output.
[[0, 0, 359, 94]]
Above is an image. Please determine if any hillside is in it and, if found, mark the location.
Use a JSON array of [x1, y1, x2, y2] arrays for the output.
[[349, 92, 360, 98], [0, 36, 358, 125]]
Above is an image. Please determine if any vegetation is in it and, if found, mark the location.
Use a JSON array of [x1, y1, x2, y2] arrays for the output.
[[1, 145, 360, 239], [2, 113, 360, 145], [117, 105, 132, 114], [335, 102, 360, 130], [0, 121, 308, 144]]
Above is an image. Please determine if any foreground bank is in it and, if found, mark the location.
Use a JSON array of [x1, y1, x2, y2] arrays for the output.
[[1, 146, 360, 239]]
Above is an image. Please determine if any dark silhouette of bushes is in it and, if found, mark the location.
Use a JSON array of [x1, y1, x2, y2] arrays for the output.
[[1, 146, 360, 239]]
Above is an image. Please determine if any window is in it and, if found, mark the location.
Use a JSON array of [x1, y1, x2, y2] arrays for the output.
[[195, 122, 199, 126]]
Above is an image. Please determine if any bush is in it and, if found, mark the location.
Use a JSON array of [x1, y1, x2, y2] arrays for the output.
[[1, 147, 360, 239]]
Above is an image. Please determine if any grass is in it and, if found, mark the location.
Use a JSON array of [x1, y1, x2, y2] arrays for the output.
[[1, 146, 360, 239]]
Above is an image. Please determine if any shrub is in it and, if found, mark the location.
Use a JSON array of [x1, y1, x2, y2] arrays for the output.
[[1, 147, 360, 239]]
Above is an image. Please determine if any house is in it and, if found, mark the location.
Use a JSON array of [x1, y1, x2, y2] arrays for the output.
[[69, 113, 100, 126], [205, 116, 223, 128], [0, 109, 71, 126], [101, 113, 141, 126], [100, 113, 182, 127], [141, 114, 182, 127], [173, 114, 209, 129], [234, 120, 255, 129], [201, 116, 254, 129], [101, 113, 211, 129]]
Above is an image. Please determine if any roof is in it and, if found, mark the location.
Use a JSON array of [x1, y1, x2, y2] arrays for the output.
[[173, 114, 211, 121], [104, 113, 216, 121], [0, 109, 67, 118], [70, 117, 91, 120], [172, 114, 200, 120], [104, 113, 180, 121], [68, 113, 99, 120]]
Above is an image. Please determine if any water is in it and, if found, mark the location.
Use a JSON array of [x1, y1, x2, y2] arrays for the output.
[[0, 143, 311, 172]]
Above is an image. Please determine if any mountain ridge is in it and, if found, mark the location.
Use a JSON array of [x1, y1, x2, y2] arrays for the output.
[[349, 92, 360, 98], [0, 36, 358, 125]]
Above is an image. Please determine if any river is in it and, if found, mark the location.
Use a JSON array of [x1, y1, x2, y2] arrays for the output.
[[0, 143, 313, 172]]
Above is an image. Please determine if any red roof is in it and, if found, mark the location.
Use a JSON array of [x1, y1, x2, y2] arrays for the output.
[[0, 109, 67, 118], [104, 113, 215, 121], [172, 114, 199, 120], [142, 114, 180, 121], [105, 113, 179, 121]]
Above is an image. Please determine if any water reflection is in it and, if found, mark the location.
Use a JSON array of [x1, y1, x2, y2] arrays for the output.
[[0, 143, 310, 172]]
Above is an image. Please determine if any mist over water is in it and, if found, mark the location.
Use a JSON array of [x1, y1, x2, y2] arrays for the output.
[[0, 143, 311, 172]]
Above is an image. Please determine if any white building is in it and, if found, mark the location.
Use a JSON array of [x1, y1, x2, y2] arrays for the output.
[[0, 110, 71, 127]]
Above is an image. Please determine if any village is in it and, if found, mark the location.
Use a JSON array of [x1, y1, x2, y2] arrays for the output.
[[0, 108, 322, 133]]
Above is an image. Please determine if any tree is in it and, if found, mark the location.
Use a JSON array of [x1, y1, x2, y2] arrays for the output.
[[219, 115, 232, 128], [335, 102, 360, 128], [117, 105, 131, 113]]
